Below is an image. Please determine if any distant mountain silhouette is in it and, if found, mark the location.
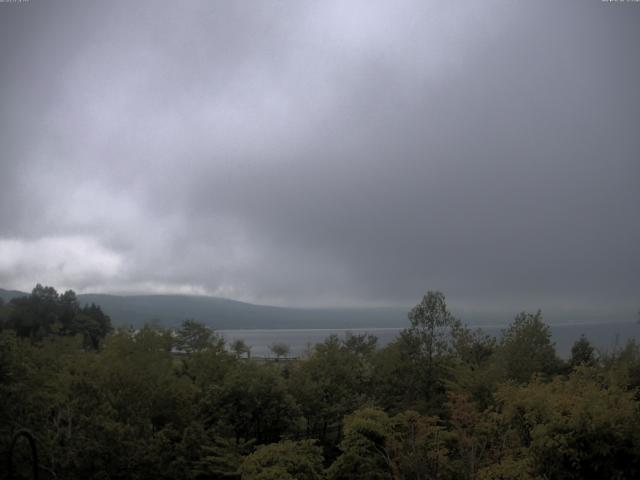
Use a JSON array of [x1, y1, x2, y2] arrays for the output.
[[2, 288, 633, 329], [0, 288, 28, 302], [0, 288, 407, 329]]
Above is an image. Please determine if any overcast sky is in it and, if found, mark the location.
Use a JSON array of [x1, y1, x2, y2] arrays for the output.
[[0, 0, 638, 314]]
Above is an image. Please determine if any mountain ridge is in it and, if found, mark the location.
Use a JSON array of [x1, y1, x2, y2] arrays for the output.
[[2, 288, 635, 330], [0, 288, 408, 329]]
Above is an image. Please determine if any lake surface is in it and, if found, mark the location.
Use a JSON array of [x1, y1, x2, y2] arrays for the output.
[[219, 322, 640, 359]]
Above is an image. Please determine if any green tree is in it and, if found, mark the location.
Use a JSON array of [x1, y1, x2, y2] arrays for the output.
[[204, 361, 299, 444], [0, 296, 8, 330], [72, 303, 112, 350], [8, 284, 60, 339], [499, 310, 559, 383], [569, 335, 595, 368], [407, 291, 459, 363], [601, 339, 640, 392], [451, 323, 496, 367], [492, 369, 640, 479], [179, 343, 234, 391], [231, 338, 251, 359], [329, 407, 453, 480], [342, 332, 378, 357], [376, 291, 459, 413], [269, 342, 290, 361], [3, 285, 111, 349], [94, 325, 198, 430], [327, 408, 392, 480], [288, 335, 375, 443], [196, 433, 253, 479], [58, 289, 80, 334], [240, 440, 324, 480], [372, 333, 426, 411], [41, 325, 201, 479], [175, 319, 219, 354], [388, 410, 453, 480], [449, 324, 500, 409], [447, 393, 495, 480]]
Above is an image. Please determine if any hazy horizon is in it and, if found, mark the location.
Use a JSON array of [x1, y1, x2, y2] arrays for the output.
[[1, 286, 635, 329]]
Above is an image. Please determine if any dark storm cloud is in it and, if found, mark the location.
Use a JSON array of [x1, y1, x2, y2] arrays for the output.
[[0, 0, 638, 315]]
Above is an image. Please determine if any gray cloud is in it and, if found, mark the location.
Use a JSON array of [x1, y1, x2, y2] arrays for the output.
[[0, 0, 638, 315]]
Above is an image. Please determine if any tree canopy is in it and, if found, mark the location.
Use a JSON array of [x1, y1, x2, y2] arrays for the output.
[[4, 284, 111, 348], [1, 286, 639, 479]]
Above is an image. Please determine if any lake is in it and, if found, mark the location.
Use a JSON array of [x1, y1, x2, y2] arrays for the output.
[[219, 322, 640, 359]]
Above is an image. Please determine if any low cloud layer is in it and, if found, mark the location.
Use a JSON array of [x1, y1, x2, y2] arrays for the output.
[[1, 1, 638, 314]]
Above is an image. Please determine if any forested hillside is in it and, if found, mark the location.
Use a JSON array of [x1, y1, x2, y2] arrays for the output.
[[76, 293, 408, 329], [2, 286, 640, 479], [0, 288, 408, 330]]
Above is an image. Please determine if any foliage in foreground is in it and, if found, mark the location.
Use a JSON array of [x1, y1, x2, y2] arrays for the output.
[[1, 286, 640, 479]]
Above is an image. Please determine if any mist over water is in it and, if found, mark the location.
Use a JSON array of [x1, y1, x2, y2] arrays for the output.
[[221, 322, 640, 359]]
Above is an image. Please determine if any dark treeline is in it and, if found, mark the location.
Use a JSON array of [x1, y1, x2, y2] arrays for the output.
[[0, 284, 112, 349], [2, 286, 640, 479]]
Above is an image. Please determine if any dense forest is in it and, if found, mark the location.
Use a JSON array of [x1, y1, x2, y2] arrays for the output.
[[2, 286, 640, 479]]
